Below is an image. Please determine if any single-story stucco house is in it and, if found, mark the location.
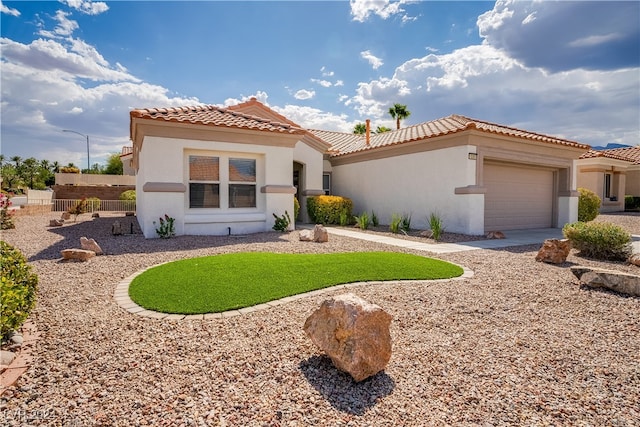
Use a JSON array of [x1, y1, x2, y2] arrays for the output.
[[577, 146, 640, 212], [129, 98, 590, 238]]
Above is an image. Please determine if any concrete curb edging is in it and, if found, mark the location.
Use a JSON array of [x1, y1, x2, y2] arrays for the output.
[[114, 263, 474, 321]]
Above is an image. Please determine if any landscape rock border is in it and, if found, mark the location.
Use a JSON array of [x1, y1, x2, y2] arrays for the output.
[[0, 321, 39, 396], [114, 261, 475, 320]]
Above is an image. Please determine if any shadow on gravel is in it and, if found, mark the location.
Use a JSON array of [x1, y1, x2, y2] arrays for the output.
[[29, 215, 286, 262], [299, 355, 395, 415]]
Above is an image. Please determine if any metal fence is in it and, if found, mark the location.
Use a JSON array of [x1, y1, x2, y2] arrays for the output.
[[53, 199, 136, 212]]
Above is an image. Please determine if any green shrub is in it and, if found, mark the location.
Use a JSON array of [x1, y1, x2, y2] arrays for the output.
[[86, 197, 101, 212], [306, 195, 353, 225], [625, 195, 640, 211], [1, 241, 38, 339], [339, 211, 350, 226], [371, 211, 379, 227], [578, 187, 601, 222], [563, 221, 632, 261], [354, 212, 371, 230], [428, 212, 445, 241], [67, 198, 87, 221], [400, 213, 412, 233], [293, 197, 300, 221], [390, 213, 402, 234], [119, 190, 136, 201], [154, 214, 176, 239], [272, 211, 291, 232]]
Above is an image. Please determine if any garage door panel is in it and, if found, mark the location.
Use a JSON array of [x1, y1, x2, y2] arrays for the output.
[[484, 163, 553, 231]]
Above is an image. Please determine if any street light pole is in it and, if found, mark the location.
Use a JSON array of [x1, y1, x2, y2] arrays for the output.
[[62, 130, 90, 173]]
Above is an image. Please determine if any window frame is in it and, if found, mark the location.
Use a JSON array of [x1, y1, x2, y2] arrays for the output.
[[188, 155, 220, 209]]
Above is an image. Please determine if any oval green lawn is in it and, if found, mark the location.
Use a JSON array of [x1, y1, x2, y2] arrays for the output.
[[129, 252, 464, 314]]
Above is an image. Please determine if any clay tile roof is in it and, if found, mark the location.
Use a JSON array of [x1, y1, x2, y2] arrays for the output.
[[581, 146, 640, 164], [311, 114, 589, 157], [130, 104, 306, 136]]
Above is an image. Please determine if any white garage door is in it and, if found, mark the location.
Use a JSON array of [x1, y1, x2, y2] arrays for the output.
[[484, 162, 554, 231]]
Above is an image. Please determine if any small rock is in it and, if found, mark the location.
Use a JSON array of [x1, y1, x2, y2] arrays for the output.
[[80, 237, 103, 255], [536, 239, 571, 264], [61, 212, 71, 220], [486, 231, 506, 239], [571, 266, 640, 297], [629, 253, 640, 267], [92, 212, 100, 218], [61, 249, 96, 262], [9, 332, 23, 346], [299, 229, 314, 241], [304, 293, 392, 382], [1, 350, 16, 366], [49, 219, 64, 227], [125, 212, 135, 216]]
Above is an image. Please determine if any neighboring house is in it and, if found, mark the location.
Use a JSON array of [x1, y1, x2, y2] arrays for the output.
[[129, 100, 329, 238], [120, 146, 135, 176], [577, 146, 640, 212], [130, 98, 589, 238]]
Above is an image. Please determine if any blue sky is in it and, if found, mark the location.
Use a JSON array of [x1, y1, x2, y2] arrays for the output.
[[1, 0, 639, 167]]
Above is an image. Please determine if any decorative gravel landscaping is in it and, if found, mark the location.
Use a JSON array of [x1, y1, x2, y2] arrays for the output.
[[129, 252, 463, 314], [0, 212, 639, 425]]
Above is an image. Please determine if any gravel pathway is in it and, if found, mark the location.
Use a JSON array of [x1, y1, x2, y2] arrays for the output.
[[1, 212, 639, 426]]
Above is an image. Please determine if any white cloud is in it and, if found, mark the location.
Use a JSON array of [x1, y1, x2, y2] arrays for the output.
[[334, 80, 344, 87], [223, 90, 270, 107], [64, 0, 109, 15], [294, 89, 315, 100], [1, 38, 138, 82], [478, 1, 639, 72], [346, 43, 639, 146], [311, 78, 332, 88], [0, 24, 198, 166], [38, 10, 78, 38], [320, 66, 334, 77], [350, 0, 414, 23], [568, 33, 623, 48], [360, 50, 383, 70], [1, 1, 20, 16], [273, 104, 353, 132]]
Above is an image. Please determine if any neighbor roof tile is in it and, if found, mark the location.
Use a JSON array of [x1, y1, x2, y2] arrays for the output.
[[309, 114, 588, 156], [130, 104, 306, 135]]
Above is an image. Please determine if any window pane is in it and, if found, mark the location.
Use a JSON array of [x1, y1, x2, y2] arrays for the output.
[[229, 158, 256, 182], [190, 183, 219, 208], [229, 184, 256, 208], [190, 156, 219, 181], [323, 173, 331, 195]]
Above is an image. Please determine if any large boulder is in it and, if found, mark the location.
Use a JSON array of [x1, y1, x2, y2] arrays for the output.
[[536, 239, 571, 264], [304, 293, 392, 382], [80, 237, 103, 255], [571, 266, 640, 297], [61, 249, 96, 262]]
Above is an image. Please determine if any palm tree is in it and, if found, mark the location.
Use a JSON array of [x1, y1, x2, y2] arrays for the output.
[[375, 126, 392, 134], [10, 155, 22, 168], [353, 123, 367, 134], [52, 161, 61, 173], [388, 103, 411, 130]]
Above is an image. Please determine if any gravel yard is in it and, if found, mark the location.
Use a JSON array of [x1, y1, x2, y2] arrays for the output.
[[1, 212, 639, 426]]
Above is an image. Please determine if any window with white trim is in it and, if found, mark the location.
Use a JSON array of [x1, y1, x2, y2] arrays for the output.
[[189, 156, 220, 208], [229, 158, 256, 208]]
